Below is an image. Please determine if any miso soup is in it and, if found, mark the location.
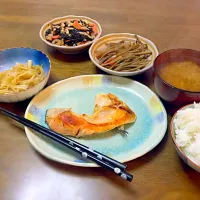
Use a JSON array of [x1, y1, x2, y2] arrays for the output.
[[159, 61, 200, 92]]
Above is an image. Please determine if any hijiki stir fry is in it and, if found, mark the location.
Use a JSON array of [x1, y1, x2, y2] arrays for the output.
[[45, 19, 98, 46], [94, 35, 152, 72]]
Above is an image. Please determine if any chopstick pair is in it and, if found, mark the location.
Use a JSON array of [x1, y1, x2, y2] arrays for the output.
[[0, 107, 133, 182]]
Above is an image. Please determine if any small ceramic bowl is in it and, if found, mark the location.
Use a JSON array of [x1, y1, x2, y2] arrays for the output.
[[170, 103, 200, 173], [0, 48, 51, 103], [89, 33, 158, 76], [40, 15, 102, 54], [153, 49, 200, 106]]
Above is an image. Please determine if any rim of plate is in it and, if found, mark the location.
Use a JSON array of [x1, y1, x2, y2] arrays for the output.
[[25, 74, 167, 167]]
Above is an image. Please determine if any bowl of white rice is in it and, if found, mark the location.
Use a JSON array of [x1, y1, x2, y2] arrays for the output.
[[170, 102, 200, 172]]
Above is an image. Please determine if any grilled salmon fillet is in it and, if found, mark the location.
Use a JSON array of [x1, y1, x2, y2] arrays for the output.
[[46, 93, 136, 137]]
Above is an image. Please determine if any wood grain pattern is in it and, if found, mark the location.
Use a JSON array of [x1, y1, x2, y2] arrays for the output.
[[1, 0, 200, 200]]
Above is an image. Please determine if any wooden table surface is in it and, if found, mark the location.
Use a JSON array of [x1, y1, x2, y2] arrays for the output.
[[1, 0, 200, 199]]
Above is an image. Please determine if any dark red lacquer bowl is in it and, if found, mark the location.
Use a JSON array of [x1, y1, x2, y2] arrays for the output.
[[153, 49, 200, 106]]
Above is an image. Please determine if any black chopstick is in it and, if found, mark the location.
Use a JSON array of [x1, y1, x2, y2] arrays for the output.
[[1, 106, 126, 170], [0, 107, 133, 182]]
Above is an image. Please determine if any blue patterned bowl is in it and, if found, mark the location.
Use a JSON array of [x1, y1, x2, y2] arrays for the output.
[[0, 48, 51, 102]]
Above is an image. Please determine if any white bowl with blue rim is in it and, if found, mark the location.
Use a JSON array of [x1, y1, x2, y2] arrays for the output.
[[0, 48, 51, 102]]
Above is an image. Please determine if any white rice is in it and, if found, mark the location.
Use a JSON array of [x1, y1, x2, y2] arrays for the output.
[[174, 102, 200, 166]]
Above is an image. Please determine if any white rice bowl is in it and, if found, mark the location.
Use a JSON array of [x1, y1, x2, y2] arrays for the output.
[[174, 102, 200, 166]]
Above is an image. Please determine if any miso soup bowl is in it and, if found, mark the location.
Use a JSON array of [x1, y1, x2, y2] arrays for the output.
[[153, 49, 200, 106]]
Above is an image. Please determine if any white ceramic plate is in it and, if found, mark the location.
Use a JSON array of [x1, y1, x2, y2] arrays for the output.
[[25, 75, 167, 167]]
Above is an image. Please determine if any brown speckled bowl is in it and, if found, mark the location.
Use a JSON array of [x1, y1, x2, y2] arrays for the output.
[[39, 15, 102, 54]]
